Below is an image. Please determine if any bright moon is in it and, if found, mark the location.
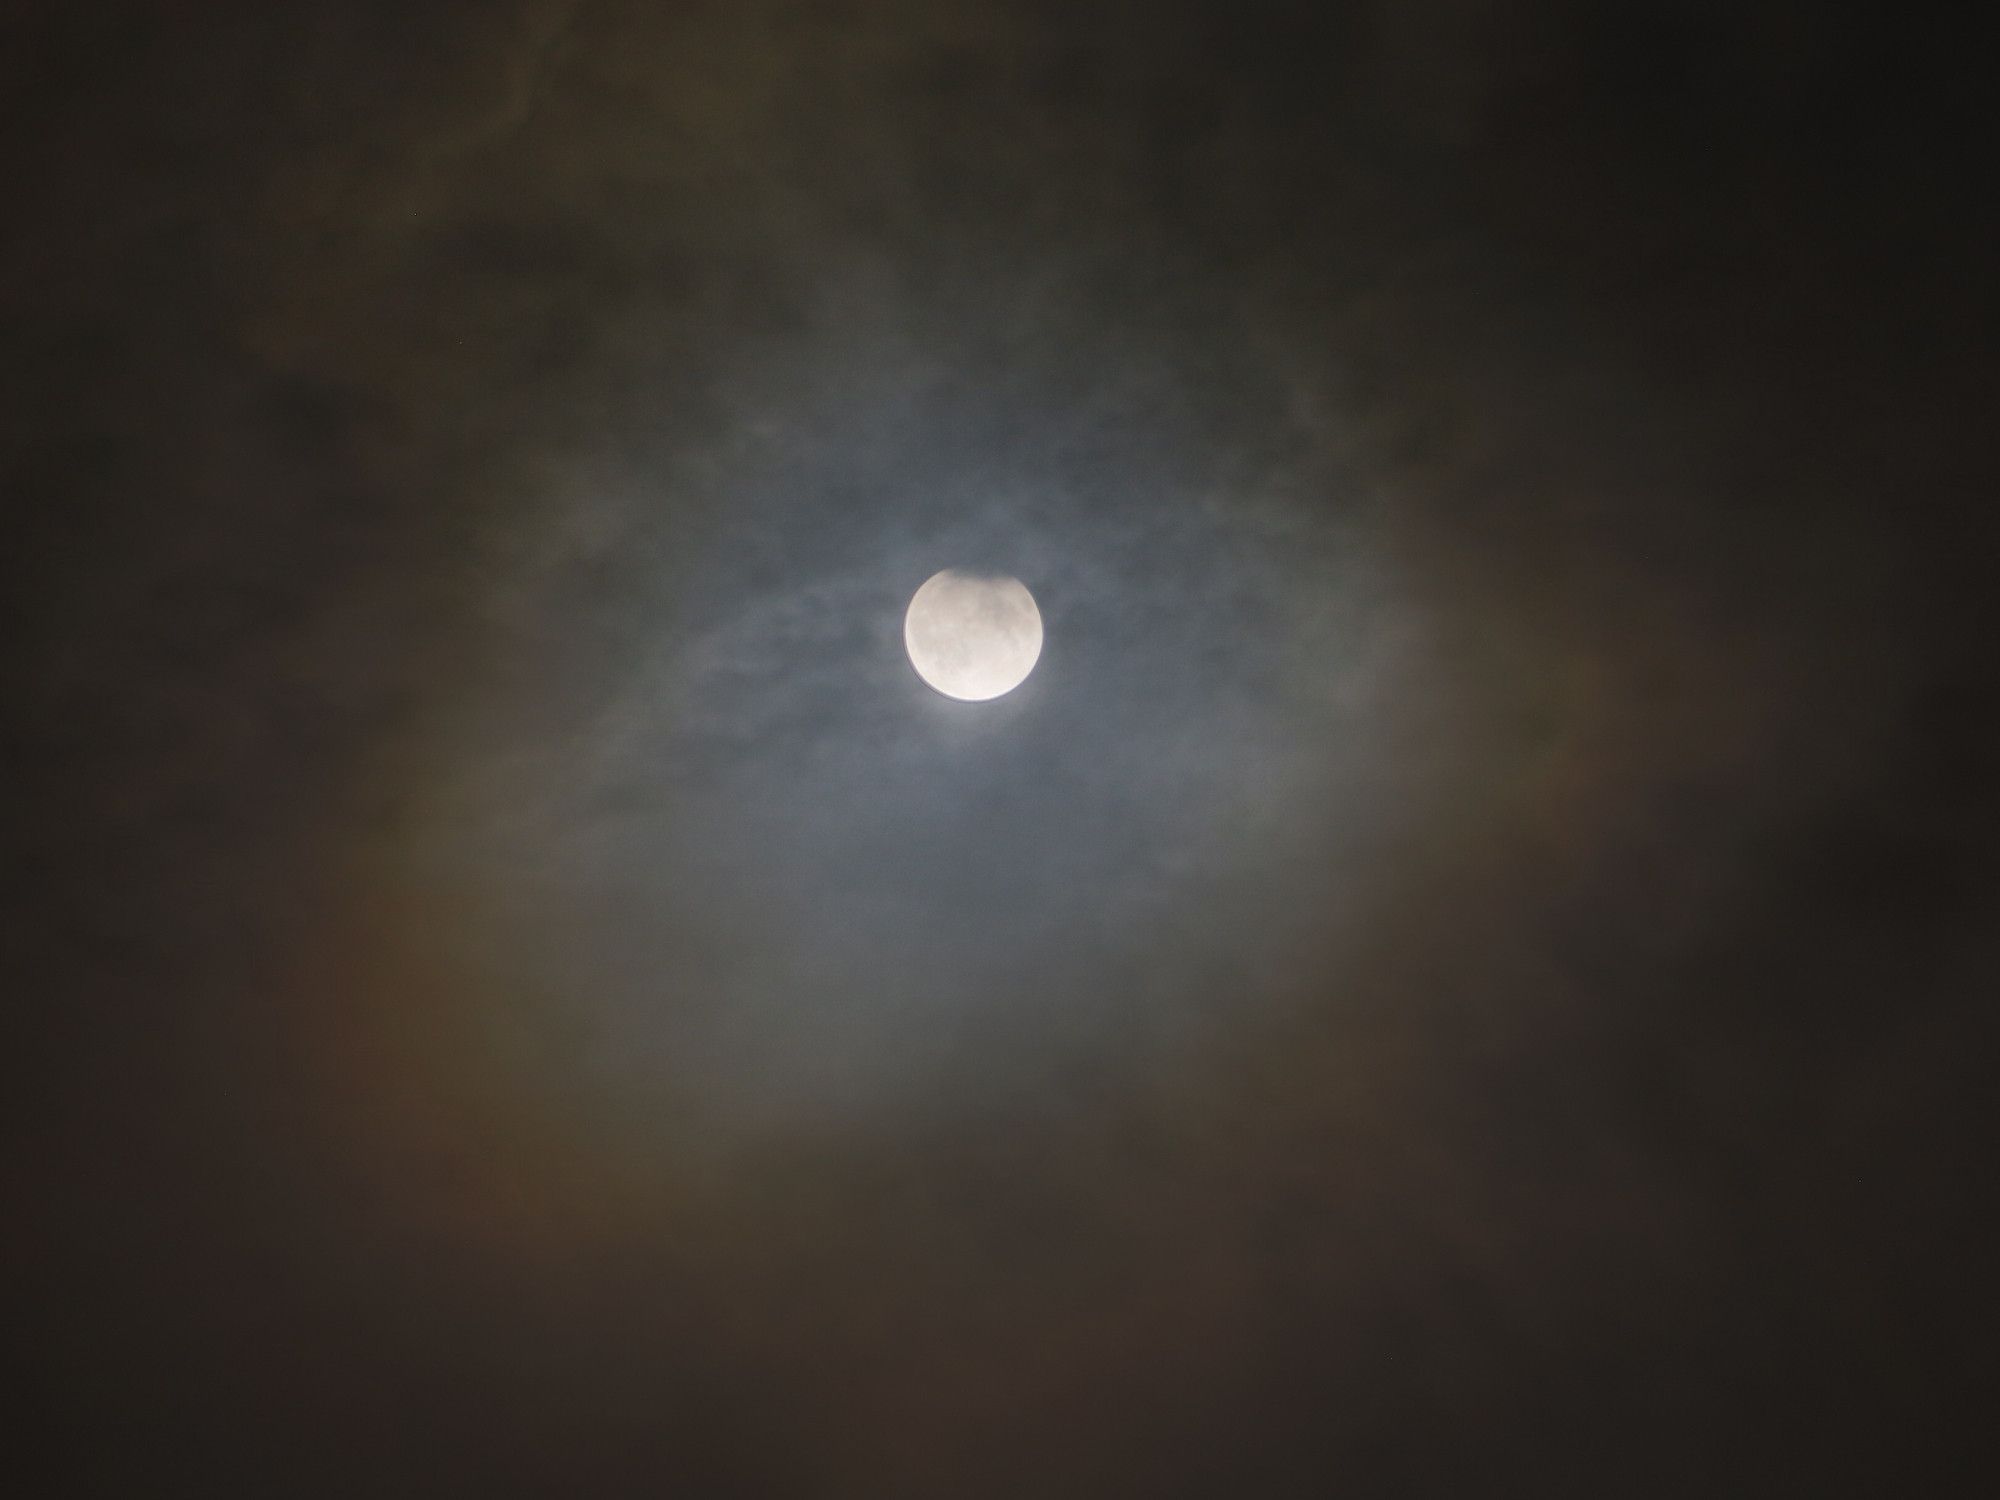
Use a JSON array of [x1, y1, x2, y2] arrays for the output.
[[904, 569, 1043, 701]]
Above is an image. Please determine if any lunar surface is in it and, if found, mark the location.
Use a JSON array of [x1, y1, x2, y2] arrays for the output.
[[903, 569, 1043, 701]]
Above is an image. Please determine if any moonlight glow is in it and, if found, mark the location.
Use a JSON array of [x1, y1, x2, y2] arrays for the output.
[[903, 569, 1043, 701]]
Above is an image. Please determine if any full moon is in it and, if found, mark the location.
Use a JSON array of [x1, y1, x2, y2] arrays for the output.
[[903, 569, 1043, 701]]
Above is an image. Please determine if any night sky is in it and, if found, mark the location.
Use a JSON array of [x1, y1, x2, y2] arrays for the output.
[[5, 2, 1992, 1493]]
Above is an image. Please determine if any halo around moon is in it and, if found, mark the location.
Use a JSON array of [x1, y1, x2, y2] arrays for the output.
[[904, 569, 1043, 701]]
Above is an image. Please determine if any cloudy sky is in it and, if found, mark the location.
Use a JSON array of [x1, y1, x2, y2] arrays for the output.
[[5, 2, 1990, 1493]]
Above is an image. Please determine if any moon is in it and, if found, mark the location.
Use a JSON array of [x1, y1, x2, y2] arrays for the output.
[[904, 569, 1043, 701]]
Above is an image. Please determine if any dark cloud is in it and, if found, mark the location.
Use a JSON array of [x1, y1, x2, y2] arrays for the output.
[[5, 2, 1990, 1493]]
